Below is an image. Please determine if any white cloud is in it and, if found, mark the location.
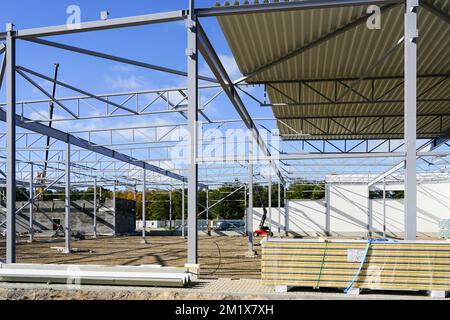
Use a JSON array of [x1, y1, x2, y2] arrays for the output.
[[109, 64, 134, 73], [218, 54, 241, 79], [200, 53, 241, 80], [104, 74, 150, 91], [104, 64, 151, 91], [28, 110, 65, 122]]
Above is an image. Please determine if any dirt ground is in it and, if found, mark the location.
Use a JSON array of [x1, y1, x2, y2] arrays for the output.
[[0, 235, 262, 279], [0, 235, 445, 300]]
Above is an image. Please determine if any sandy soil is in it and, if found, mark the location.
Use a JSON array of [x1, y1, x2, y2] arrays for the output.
[[0, 235, 262, 279]]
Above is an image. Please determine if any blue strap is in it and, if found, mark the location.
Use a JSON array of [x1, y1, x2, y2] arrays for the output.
[[344, 238, 393, 293]]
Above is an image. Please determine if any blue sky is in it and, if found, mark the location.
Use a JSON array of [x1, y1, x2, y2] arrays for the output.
[[0, 0, 292, 182], [0, 0, 275, 124], [1, 1, 434, 183]]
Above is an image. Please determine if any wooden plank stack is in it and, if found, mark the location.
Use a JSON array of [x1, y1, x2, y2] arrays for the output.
[[261, 239, 450, 292]]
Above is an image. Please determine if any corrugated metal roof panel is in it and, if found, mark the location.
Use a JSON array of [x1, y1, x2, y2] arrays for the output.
[[216, 0, 450, 139]]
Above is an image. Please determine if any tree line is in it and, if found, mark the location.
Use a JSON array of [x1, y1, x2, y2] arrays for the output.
[[2, 180, 327, 221]]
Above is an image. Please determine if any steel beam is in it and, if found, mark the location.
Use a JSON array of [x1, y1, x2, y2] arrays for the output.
[[0, 111, 191, 183], [197, 22, 284, 184], [64, 142, 71, 254], [199, 152, 405, 162], [198, 185, 244, 216], [233, 2, 400, 84], [196, 0, 400, 17], [421, 0, 450, 24], [187, 0, 198, 265], [0, 49, 6, 90], [0, 11, 185, 40], [24, 38, 217, 83], [404, 0, 418, 240], [367, 138, 448, 187], [16, 66, 138, 115], [16, 68, 78, 118], [6, 26, 16, 264]]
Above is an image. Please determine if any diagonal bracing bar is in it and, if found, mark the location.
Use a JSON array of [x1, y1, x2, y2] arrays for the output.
[[0, 109, 200, 185], [16, 68, 78, 118], [0, 44, 5, 90], [368, 137, 450, 187], [16, 66, 139, 115], [197, 22, 284, 184], [24, 38, 218, 83]]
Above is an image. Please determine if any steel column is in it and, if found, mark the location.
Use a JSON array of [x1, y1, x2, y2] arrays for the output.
[[205, 187, 209, 229], [141, 169, 147, 243], [186, 0, 198, 265], [28, 163, 34, 243], [325, 184, 331, 236], [383, 178, 387, 238], [404, 0, 418, 240], [277, 181, 281, 236], [64, 142, 71, 254], [6, 25, 16, 264], [169, 189, 172, 230], [247, 156, 254, 254], [182, 181, 186, 239], [93, 176, 97, 238], [113, 182, 116, 236], [368, 187, 373, 236], [268, 168, 272, 239], [244, 184, 247, 233], [284, 185, 289, 237]]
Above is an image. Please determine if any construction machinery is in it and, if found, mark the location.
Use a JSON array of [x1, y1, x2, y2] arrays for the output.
[[253, 186, 273, 237]]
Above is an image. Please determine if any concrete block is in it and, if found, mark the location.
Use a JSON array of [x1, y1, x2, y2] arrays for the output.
[[274, 285, 292, 293], [185, 263, 200, 280], [429, 290, 447, 298], [245, 250, 257, 258], [346, 287, 361, 295]]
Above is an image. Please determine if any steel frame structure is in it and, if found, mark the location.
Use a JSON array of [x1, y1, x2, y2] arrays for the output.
[[0, 0, 448, 264]]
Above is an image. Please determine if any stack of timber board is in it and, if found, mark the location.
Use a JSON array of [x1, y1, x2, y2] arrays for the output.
[[261, 239, 450, 292]]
